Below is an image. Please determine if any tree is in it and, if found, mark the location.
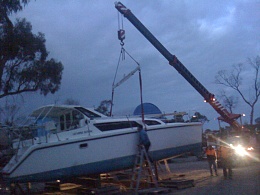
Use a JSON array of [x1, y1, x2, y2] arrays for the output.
[[0, 96, 23, 126], [1, 0, 30, 81], [190, 111, 209, 124], [255, 117, 260, 124], [63, 98, 80, 105], [0, 0, 29, 15], [95, 100, 112, 116], [218, 90, 238, 113], [0, 0, 63, 99], [215, 56, 260, 125]]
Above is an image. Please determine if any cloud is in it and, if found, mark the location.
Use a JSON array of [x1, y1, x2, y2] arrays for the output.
[[3, 0, 259, 129]]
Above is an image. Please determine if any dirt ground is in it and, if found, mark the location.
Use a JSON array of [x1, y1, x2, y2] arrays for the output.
[[165, 154, 260, 195]]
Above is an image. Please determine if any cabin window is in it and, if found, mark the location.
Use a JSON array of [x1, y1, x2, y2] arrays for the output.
[[60, 115, 65, 130], [59, 110, 84, 131], [72, 110, 84, 128], [76, 107, 101, 119], [66, 113, 71, 129], [144, 120, 161, 126], [94, 121, 140, 131]]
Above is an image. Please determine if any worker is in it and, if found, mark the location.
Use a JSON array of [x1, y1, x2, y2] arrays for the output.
[[219, 145, 233, 179], [137, 125, 151, 152], [205, 145, 218, 176], [137, 125, 152, 162]]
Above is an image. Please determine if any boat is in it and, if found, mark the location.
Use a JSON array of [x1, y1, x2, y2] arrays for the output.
[[2, 104, 202, 183]]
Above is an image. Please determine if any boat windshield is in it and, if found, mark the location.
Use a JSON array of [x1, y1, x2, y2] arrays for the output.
[[75, 107, 102, 119]]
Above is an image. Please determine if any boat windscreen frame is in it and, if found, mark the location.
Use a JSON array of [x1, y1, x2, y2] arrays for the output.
[[75, 107, 102, 119]]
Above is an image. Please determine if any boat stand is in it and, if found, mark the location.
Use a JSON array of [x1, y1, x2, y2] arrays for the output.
[[9, 182, 31, 195], [156, 155, 195, 190]]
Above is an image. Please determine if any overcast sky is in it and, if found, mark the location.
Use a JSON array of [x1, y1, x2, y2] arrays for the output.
[[7, 0, 260, 129]]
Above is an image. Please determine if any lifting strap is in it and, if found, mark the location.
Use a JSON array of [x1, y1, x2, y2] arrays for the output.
[[111, 11, 145, 121], [110, 46, 144, 120]]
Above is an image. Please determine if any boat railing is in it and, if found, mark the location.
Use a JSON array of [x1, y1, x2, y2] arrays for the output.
[[11, 120, 77, 147], [111, 111, 191, 123], [0, 125, 35, 162], [9, 123, 62, 162]]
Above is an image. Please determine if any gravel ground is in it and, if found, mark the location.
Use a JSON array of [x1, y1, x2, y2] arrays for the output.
[[165, 154, 260, 195]]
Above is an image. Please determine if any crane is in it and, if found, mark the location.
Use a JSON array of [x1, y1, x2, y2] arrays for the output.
[[115, 2, 242, 131]]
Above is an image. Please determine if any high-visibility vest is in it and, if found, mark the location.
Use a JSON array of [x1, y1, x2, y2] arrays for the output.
[[206, 148, 216, 156]]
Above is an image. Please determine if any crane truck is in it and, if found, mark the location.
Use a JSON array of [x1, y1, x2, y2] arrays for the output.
[[115, 2, 243, 132]]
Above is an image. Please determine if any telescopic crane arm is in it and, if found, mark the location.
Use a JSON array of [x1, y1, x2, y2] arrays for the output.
[[115, 2, 241, 130]]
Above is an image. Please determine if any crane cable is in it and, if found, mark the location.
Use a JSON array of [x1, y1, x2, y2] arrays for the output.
[[117, 11, 125, 47], [110, 11, 125, 116], [110, 12, 145, 122]]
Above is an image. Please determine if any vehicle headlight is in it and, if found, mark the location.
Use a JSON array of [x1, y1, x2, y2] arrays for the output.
[[247, 147, 254, 151], [234, 144, 248, 156]]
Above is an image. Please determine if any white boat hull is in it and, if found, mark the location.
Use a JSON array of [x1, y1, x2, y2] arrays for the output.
[[2, 123, 202, 183]]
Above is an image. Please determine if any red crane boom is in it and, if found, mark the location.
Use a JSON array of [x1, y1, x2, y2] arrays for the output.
[[115, 2, 242, 130]]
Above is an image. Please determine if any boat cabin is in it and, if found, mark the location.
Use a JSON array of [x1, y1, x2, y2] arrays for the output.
[[30, 105, 106, 135]]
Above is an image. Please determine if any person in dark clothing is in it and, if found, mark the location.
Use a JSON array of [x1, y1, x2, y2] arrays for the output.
[[137, 126, 151, 152], [219, 145, 233, 179], [205, 145, 218, 176], [137, 126, 152, 162]]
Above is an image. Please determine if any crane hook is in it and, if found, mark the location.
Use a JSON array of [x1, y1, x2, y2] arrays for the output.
[[118, 29, 125, 46]]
